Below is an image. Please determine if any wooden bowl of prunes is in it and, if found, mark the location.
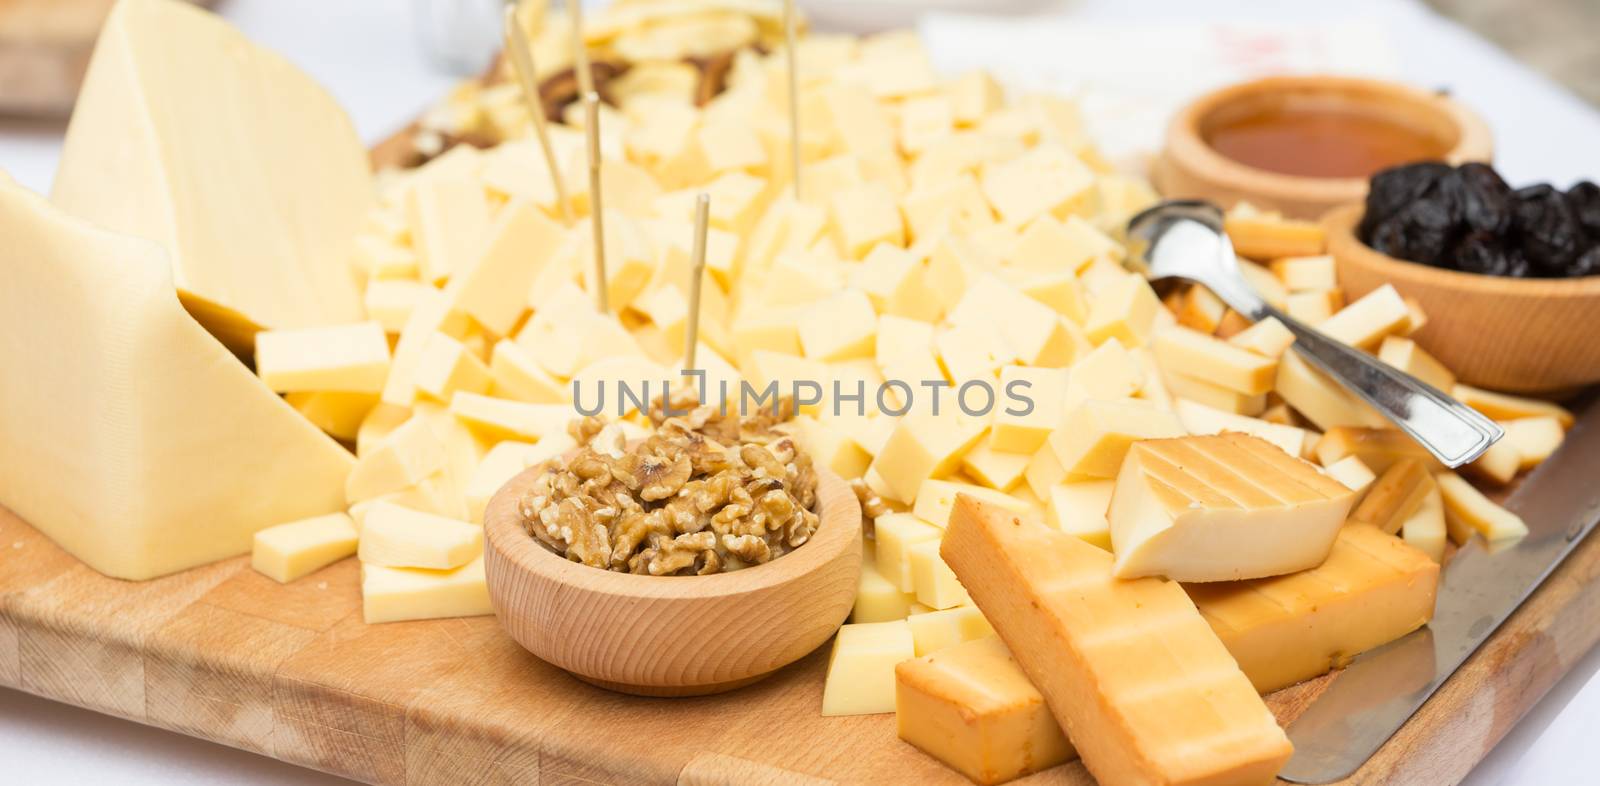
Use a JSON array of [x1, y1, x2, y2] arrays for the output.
[[1327, 161, 1600, 394]]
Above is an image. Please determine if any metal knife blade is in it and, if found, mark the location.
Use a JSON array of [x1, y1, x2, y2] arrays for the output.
[[1281, 397, 1600, 783]]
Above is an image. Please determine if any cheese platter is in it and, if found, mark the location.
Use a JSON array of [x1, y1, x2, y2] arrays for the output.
[[5, 0, 1600, 784]]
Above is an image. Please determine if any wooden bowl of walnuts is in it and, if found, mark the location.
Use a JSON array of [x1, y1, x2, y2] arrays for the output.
[[482, 422, 863, 697]]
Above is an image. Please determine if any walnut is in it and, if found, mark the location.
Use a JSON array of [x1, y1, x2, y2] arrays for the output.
[[518, 400, 821, 576], [850, 478, 890, 522]]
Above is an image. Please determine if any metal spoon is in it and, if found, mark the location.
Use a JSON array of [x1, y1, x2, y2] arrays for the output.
[[1128, 200, 1503, 468]]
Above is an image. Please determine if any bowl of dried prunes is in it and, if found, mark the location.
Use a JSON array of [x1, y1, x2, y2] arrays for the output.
[[1326, 160, 1600, 393]]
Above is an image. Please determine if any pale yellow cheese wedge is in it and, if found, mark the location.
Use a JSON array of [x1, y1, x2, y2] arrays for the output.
[[1068, 339, 1143, 400], [255, 321, 391, 394], [0, 181, 353, 580], [1228, 317, 1295, 358], [912, 478, 1032, 529], [407, 177, 492, 285], [1402, 482, 1448, 562], [943, 497, 1292, 786], [1043, 480, 1114, 550], [346, 416, 448, 504], [287, 391, 378, 443], [876, 514, 943, 593], [947, 275, 1078, 367], [444, 198, 564, 336], [358, 502, 482, 570], [905, 606, 995, 657], [1452, 385, 1574, 428], [1317, 284, 1411, 350], [895, 636, 1075, 786], [1152, 325, 1277, 395], [362, 556, 492, 624], [869, 412, 987, 502], [909, 540, 970, 609], [1323, 455, 1378, 505], [1188, 524, 1439, 693], [1502, 416, 1565, 470], [356, 403, 411, 457], [1286, 290, 1340, 328], [854, 559, 915, 623], [1083, 272, 1160, 348], [1044, 398, 1186, 480], [798, 289, 878, 361], [960, 437, 1029, 492], [252, 513, 359, 583], [1466, 435, 1522, 486], [1377, 336, 1455, 392], [822, 620, 915, 716], [1270, 255, 1337, 291], [1275, 352, 1385, 431], [52, 0, 369, 352], [488, 339, 567, 404], [363, 279, 431, 335], [464, 441, 539, 524], [1348, 459, 1432, 534], [1109, 434, 1355, 582], [1437, 471, 1528, 544], [413, 333, 493, 401], [989, 365, 1068, 453]]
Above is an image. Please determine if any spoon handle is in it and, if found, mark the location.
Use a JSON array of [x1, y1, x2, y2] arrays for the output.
[[1253, 303, 1503, 468]]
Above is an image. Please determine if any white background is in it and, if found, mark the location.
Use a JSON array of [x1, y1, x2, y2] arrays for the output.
[[2, 0, 1597, 783]]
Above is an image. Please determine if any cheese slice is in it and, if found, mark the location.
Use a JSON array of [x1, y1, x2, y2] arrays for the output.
[[444, 199, 564, 336], [1152, 326, 1277, 395], [287, 391, 378, 442], [1377, 336, 1455, 392], [1323, 455, 1378, 505], [1348, 459, 1432, 534], [1317, 284, 1411, 350], [942, 497, 1292, 786], [362, 555, 493, 624], [1228, 317, 1295, 359], [1109, 433, 1355, 582], [875, 514, 944, 593], [1314, 426, 1439, 475], [895, 636, 1076, 786], [251, 512, 359, 583], [1043, 480, 1114, 550], [1501, 417, 1565, 470], [357, 502, 482, 570], [854, 559, 915, 623], [1437, 471, 1528, 544], [1275, 353, 1385, 431], [52, 0, 369, 352], [254, 321, 391, 394], [1188, 524, 1439, 693], [869, 412, 988, 502], [905, 606, 995, 657], [0, 181, 353, 580], [1270, 255, 1337, 291], [909, 540, 970, 610], [1452, 385, 1574, 428], [1174, 398, 1314, 459], [1402, 483, 1448, 562]]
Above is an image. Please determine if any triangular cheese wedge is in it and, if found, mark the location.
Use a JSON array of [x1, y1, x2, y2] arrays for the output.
[[0, 181, 354, 580], [52, 0, 371, 353]]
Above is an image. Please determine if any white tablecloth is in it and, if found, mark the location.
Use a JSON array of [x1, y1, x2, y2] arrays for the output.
[[1, 0, 1595, 783]]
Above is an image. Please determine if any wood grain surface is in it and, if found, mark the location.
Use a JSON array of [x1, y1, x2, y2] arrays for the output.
[[3, 473, 1599, 785]]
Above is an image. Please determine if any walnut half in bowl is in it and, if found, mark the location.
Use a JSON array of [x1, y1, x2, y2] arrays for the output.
[[479, 404, 863, 698]]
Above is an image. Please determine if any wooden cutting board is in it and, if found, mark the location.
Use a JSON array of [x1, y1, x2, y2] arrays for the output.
[[3, 450, 1600, 786], [0, 0, 213, 116]]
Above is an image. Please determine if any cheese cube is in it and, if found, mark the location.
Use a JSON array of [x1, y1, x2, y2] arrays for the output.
[[251, 513, 359, 583], [1324, 455, 1378, 504], [946, 71, 1005, 125], [1043, 480, 1114, 550], [1224, 213, 1325, 260], [1228, 317, 1296, 358], [821, 620, 916, 716], [1176, 285, 1226, 333], [364, 279, 432, 333], [1109, 434, 1355, 581], [413, 333, 493, 401], [876, 314, 936, 367], [488, 339, 567, 403], [960, 437, 1030, 492], [382, 290, 470, 407], [790, 415, 872, 479], [850, 244, 918, 312], [1502, 416, 1565, 470], [346, 416, 448, 504], [1005, 268, 1088, 325], [1068, 339, 1143, 400], [895, 636, 1075, 786], [1285, 289, 1342, 323], [356, 403, 410, 457], [1437, 471, 1528, 544], [854, 559, 915, 623], [1269, 255, 1337, 291], [899, 174, 994, 242], [897, 95, 955, 155], [979, 145, 1093, 226], [990, 365, 1069, 454], [730, 305, 805, 364], [1452, 385, 1574, 427], [910, 540, 970, 609], [1319, 284, 1411, 349], [820, 83, 897, 159], [701, 171, 768, 233], [1348, 459, 1433, 534], [831, 182, 906, 259], [1162, 371, 1267, 416], [1152, 326, 1276, 395], [876, 513, 944, 592], [1467, 435, 1522, 486], [444, 199, 563, 336], [255, 321, 391, 394], [1314, 426, 1438, 475], [287, 391, 378, 442], [465, 440, 539, 523], [1083, 272, 1160, 347], [935, 321, 1009, 383], [798, 290, 878, 361], [941, 497, 1292, 786], [1045, 399, 1186, 480], [912, 479, 1033, 530], [1235, 259, 1289, 308], [947, 275, 1076, 367], [570, 355, 671, 417], [1002, 214, 1107, 274], [1187, 524, 1438, 693], [1275, 353, 1385, 431], [362, 555, 492, 624], [407, 177, 492, 284], [1376, 336, 1455, 392], [905, 606, 995, 657], [1402, 484, 1448, 562], [870, 413, 988, 502], [358, 502, 482, 570], [1174, 398, 1314, 459]]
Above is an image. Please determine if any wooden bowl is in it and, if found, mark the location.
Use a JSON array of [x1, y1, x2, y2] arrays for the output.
[[1326, 203, 1600, 394], [1155, 75, 1492, 219], [482, 461, 862, 697]]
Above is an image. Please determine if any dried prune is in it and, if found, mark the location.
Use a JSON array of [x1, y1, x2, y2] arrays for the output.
[[1567, 181, 1600, 240], [1456, 162, 1513, 235], [1385, 197, 1459, 266], [1454, 231, 1513, 276], [1360, 161, 1452, 239], [1513, 184, 1582, 274]]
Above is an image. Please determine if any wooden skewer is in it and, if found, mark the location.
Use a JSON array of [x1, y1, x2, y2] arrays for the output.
[[583, 91, 609, 314], [502, 3, 573, 225], [782, 0, 801, 200], [684, 193, 711, 372], [566, 0, 594, 99]]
